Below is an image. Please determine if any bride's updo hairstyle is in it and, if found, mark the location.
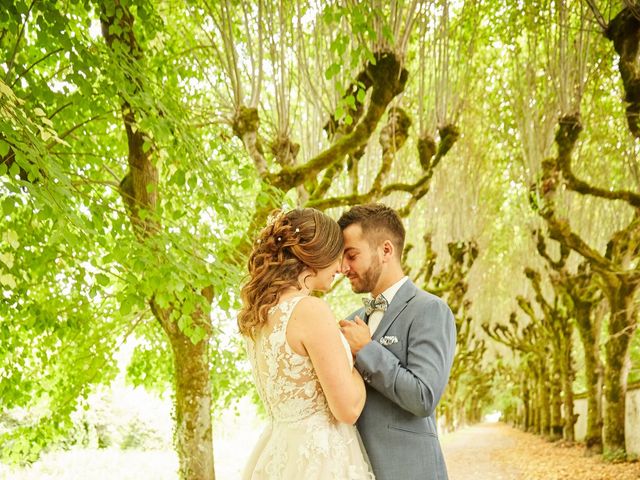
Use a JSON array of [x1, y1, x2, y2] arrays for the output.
[[238, 208, 344, 338]]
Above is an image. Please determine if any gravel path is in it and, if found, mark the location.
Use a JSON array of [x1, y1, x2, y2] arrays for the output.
[[442, 423, 640, 480]]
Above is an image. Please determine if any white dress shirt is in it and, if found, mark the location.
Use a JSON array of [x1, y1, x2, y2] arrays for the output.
[[368, 276, 408, 335]]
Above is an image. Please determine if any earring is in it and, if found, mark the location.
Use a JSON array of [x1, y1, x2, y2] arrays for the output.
[[303, 275, 312, 291]]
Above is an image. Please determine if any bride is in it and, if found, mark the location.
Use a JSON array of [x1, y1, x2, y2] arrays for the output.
[[238, 208, 374, 479]]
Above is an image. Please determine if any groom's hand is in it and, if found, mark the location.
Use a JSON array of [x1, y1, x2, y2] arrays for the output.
[[339, 316, 371, 355]]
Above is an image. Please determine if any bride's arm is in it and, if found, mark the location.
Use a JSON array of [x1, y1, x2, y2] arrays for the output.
[[291, 297, 366, 424]]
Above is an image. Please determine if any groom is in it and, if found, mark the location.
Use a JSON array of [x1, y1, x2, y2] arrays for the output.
[[338, 203, 456, 480]]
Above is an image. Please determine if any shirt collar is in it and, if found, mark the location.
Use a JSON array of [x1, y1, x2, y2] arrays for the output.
[[374, 276, 408, 305]]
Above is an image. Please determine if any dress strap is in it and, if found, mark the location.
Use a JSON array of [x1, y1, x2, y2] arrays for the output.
[[282, 295, 306, 316]]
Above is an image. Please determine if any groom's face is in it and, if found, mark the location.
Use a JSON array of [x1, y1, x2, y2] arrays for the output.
[[341, 224, 383, 294]]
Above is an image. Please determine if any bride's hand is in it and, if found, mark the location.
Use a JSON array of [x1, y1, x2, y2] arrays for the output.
[[339, 316, 371, 355]]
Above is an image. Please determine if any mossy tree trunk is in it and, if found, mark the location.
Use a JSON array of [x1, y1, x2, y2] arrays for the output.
[[549, 352, 564, 440], [574, 296, 603, 452], [560, 326, 576, 442], [601, 281, 636, 457], [99, 3, 216, 478], [522, 377, 531, 431], [535, 234, 602, 448], [537, 113, 640, 458]]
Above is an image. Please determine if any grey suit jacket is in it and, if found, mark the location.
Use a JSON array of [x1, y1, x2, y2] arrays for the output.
[[349, 279, 456, 480]]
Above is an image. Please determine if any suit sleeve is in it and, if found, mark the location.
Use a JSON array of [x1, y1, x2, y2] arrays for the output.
[[354, 298, 456, 417]]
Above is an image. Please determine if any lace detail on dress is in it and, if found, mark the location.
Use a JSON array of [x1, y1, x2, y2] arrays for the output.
[[243, 296, 375, 479], [246, 296, 329, 423]]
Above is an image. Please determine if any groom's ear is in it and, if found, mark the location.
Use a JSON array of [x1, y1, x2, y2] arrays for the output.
[[381, 239, 395, 262]]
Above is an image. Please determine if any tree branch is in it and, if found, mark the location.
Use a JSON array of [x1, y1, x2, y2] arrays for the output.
[[583, 0, 609, 32], [10, 48, 64, 87], [307, 122, 457, 212], [537, 116, 614, 273], [267, 52, 409, 190], [4, 0, 36, 81]]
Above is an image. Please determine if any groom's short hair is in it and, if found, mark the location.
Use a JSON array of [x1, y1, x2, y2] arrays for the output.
[[338, 203, 405, 257]]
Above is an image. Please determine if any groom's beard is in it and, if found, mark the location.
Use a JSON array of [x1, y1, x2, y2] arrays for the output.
[[350, 254, 383, 294]]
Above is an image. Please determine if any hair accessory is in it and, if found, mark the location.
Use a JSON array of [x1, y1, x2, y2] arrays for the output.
[[277, 236, 282, 242], [266, 211, 284, 227], [256, 239, 262, 244], [295, 227, 300, 233]]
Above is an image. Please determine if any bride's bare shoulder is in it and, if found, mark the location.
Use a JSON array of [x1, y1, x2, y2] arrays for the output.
[[296, 295, 329, 310], [293, 296, 335, 323]]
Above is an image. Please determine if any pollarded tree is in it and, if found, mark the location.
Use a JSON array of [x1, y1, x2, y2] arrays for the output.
[[493, 0, 637, 457], [196, 0, 487, 225], [520, 267, 576, 442], [483, 313, 553, 436], [404, 234, 486, 430], [537, 112, 640, 459], [534, 230, 604, 452]]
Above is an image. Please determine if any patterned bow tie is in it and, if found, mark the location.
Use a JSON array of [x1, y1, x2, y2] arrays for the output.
[[363, 295, 388, 316]]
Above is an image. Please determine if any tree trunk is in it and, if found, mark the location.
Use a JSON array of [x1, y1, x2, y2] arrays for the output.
[[171, 333, 214, 479], [602, 284, 635, 458], [152, 298, 215, 480], [538, 363, 551, 436], [531, 369, 540, 433], [574, 302, 603, 453], [549, 354, 563, 440], [522, 377, 531, 431], [560, 326, 575, 442], [99, 4, 217, 477]]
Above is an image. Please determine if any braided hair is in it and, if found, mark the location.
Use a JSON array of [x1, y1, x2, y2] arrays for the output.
[[238, 208, 344, 338]]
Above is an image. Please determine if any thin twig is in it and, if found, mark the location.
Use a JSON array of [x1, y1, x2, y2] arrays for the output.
[[4, 0, 36, 81], [10, 47, 64, 87], [583, 0, 609, 32]]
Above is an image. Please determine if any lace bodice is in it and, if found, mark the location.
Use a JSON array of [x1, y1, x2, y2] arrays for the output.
[[242, 296, 375, 479], [245, 296, 332, 422]]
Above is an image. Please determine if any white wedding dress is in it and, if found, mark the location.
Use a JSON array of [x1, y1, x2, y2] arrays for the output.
[[242, 296, 375, 480]]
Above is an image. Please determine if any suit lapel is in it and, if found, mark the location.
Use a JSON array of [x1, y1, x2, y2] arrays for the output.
[[373, 279, 417, 341]]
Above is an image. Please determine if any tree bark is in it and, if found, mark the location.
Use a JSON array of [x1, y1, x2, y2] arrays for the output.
[[100, 3, 216, 478], [522, 377, 531, 431], [537, 362, 551, 436], [574, 301, 603, 453], [549, 353, 563, 440], [560, 327, 576, 442], [171, 331, 215, 479], [602, 282, 635, 457]]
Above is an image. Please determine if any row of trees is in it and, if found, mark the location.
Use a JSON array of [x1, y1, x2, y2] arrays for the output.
[[484, 0, 639, 461]]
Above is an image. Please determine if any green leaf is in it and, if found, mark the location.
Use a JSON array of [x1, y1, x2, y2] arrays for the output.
[[1, 198, 14, 215], [8, 160, 21, 177], [324, 63, 341, 80], [0, 273, 16, 288], [0, 252, 14, 269], [3, 230, 19, 249], [0, 141, 10, 157]]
